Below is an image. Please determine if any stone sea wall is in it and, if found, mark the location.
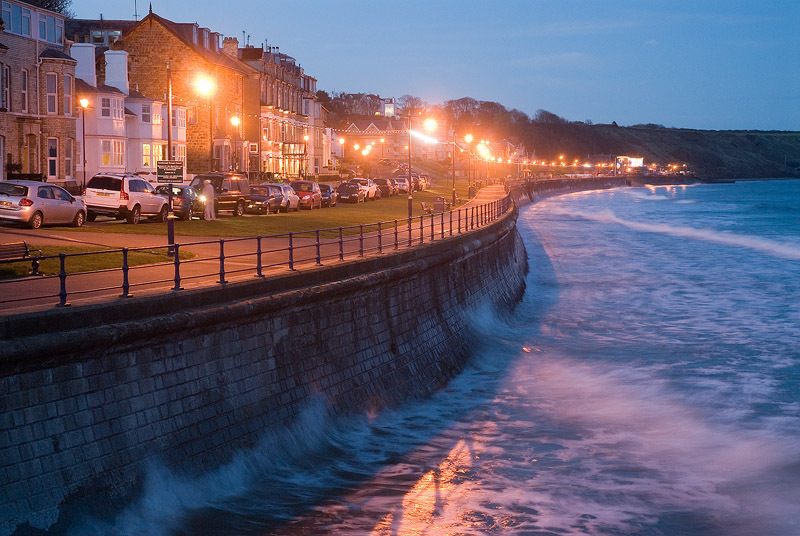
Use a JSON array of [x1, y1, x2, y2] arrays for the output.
[[0, 206, 528, 535]]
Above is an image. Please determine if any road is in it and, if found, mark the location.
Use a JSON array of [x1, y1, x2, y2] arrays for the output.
[[0, 186, 508, 316]]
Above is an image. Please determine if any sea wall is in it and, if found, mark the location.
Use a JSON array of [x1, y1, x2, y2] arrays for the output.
[[0, 206, 528, 535], [508, 176, 628, 207]]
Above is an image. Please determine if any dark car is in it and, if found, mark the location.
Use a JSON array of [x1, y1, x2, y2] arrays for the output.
[[319, 183, 338, 207], [248, 184, 282, 214], [189, 172, 251, 217], [155, 185, 203, 220], [373, 177, 397, 197], [289, 180, 322, 210], [336, 182, 365, 203]]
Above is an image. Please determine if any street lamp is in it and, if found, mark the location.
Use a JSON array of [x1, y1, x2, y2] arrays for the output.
[[79, 97, 89, 192], [303, 134, 309, 177], [464, 133, 473, 189]]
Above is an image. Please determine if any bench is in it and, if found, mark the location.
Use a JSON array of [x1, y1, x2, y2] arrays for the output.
[[0, 241, 43, 275], [420, 202, 434, 215]]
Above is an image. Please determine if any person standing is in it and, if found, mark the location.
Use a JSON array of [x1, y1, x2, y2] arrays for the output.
[[202, 180, 216, 220]]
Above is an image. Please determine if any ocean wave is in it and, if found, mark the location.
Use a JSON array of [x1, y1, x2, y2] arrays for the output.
[[551, 208, 800, 261]]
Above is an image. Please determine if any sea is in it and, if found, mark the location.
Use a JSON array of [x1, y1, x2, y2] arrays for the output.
[[74, 179, 800, 536]]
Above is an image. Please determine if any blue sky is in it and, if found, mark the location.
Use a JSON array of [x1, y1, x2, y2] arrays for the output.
[[73, 0, 800, 131]]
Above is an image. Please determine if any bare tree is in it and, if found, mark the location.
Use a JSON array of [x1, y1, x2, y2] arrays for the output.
[[25, 0, 74, 16]]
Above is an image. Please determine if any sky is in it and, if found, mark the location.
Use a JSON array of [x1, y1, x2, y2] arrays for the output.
[[72, 0, 800, 131]]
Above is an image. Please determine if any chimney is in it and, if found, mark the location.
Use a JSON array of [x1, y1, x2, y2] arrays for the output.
[[71, 43, 97, 87], [222, 36, 239, 58], [104, 50, 129, 95]]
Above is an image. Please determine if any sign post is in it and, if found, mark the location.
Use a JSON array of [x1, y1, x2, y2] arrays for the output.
[[157, 160, 184, 256]]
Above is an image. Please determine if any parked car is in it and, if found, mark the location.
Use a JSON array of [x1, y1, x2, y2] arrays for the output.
[[248, 184, 282, 214], [349, 177, 380, 201], [84, 173, 168, 224], [373, 177, 397, 197], [289, 180, 322, 210], [336, 182, 365, 203], [268, 183, 300, 212], [189, 172, 251, 217], [0, 180, 86, 229], [394, 177, 411, 194], [419, 174, 430, 190], [155, 184, 204, 220], [319, 183, 339, 207]]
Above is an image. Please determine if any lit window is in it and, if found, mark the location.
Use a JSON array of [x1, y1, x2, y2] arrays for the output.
[[101, 140, 112, 165]]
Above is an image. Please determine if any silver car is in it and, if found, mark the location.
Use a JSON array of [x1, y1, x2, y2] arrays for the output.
[[0, 180, 86, 229]]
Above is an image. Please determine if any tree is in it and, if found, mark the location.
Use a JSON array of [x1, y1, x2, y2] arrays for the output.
[[396, 94, 427, 116], [25, 0, 73, 16]]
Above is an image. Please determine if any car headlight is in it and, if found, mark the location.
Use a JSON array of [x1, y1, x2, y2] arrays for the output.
[[199, 195, 207, 203]]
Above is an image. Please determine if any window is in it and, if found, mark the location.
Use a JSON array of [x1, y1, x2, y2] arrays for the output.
[[141, 104, 151, 123], [172, 108, 186, 128], [101, 97, 111, 117], [65, 138, 73, 178], [1, 64, 8, 111], [101, 140, 112, 165], [47, 138, 58, 179], [46, 73, 57, 114], [113, 140, 125, 166], [20, 69, 28, 113], [64, 74, 72, 116], [113, 98, 124, 120], [38, 13, 63, 44], [187, 105, 197, 125], [2, 3, 32, 37], [142, 143, 152, 167]]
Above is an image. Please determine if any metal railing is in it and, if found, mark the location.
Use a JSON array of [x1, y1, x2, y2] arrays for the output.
[[0, 196, 513, 310]]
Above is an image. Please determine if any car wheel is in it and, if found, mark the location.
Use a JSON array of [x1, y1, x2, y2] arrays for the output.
[[234, 200, 245, 217], [156, 205, 168, 223], [126, 205, 141, 224], [28, 211, 43, 229], [86, 211, 97, 222], [72, 211, 85, 228]]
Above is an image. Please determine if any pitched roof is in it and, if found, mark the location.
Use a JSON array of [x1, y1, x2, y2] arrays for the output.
[[39, 48, 76, 61], [75, 77, 126, 95], [125, 12, 256, 76]]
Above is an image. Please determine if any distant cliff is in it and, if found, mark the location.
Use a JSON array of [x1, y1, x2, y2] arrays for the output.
[[524, 123, 800, 180]]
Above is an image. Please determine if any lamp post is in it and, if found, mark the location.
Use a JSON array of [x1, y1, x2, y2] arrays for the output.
[[166, 60, 175, 252], [338, 137, 345, 171], [407, 115, 413, 219], [195, 75, 215, 171], [302, 134, 309, 177], [79, 97, 89, 192]]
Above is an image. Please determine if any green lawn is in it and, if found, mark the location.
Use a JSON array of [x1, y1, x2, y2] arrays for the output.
[[0, 245, 193, 279], [51, 182, 475, 238]]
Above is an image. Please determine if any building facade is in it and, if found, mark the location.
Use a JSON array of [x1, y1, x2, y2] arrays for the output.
[[0, 0, 76, 185]]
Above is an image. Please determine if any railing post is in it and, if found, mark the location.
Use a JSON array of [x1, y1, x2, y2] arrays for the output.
[[338, 227, 344, 261], [394, 219, 399, 249], [172, 243, 183, 290], [218, 238, 227, 284], [378, 222, 383, 253], [255, 236, 264, 278], [359, 224, 364, 256], [420, 216, 424, 244], [449, 210, 453, 237], [315, 230, 322, 265], [458, 209, 461, 234], [289, 232, 295, 270], [56, 253, 69, 307], [120, 247, 131, 297], [407, 216, 412, 247], [430, 213, 434, 241], [441, 211, 445, 239]]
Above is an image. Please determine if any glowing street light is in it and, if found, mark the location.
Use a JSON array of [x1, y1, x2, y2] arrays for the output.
[[79, 97, 89, 192]]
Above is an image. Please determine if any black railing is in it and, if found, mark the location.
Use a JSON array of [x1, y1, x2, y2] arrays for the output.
[[0, 196, 513, 311]]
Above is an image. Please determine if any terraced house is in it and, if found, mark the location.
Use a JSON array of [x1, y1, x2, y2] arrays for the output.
[[0, 0, 77, 187]]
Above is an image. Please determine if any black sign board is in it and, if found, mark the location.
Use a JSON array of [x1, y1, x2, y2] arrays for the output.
[[157, 160, 184, 183]]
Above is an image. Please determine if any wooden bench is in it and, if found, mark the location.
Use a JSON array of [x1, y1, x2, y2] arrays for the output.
[[0, 241, 43, 275], [420, 202, 434, 215]]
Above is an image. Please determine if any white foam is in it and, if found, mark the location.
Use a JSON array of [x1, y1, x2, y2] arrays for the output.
[[551, 208, 800, 261]]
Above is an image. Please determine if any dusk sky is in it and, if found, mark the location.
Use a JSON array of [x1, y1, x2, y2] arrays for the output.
[[73, 0, 799, 131]]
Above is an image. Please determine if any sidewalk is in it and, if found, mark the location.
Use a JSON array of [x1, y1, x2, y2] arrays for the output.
[[0, 186, 509, 316]]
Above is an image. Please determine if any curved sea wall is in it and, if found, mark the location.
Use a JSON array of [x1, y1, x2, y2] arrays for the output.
[[509, 176, 628, 207], [0, 207, 528, 535]]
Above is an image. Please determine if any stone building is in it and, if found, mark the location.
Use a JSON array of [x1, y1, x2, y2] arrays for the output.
[[0, 0, 76, 186]]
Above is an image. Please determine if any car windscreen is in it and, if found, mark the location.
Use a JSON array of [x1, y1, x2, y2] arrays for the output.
[[291, 182, 313, 193], [86, 176, 121, 191], [336, 184, 357, 192], [0, 183, 28, 197], [319, 184, 331, 192], [251, 186, 269, 194]]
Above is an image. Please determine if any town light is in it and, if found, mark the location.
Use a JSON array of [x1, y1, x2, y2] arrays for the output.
[[464, 133, 473, 143], [195, 76, 215, 95], [423, 118, 437, 132], [230, 116, 240, 127]]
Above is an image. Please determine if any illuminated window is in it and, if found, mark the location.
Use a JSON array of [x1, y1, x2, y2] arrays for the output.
[[142, 143, 152, 167], [101, 140, 112, 165]]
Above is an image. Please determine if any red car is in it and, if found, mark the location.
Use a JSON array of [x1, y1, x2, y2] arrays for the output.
[[289, 180, 322, 210]]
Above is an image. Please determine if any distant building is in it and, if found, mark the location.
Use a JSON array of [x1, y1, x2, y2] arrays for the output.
[[0, 0, 77, 185]]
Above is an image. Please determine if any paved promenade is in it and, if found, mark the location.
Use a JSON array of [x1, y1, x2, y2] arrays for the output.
[[0, 186, 508, 316]]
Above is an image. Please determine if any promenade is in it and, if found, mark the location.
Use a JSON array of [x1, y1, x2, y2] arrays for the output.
[[0, 186, 509, 317]]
